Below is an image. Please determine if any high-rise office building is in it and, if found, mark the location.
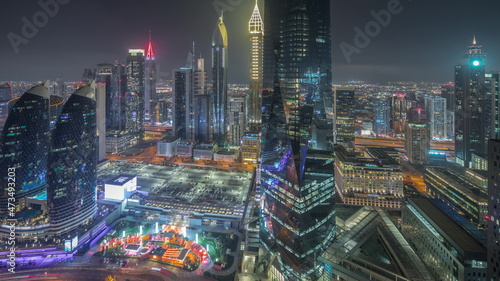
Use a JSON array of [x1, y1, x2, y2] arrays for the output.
[[260, 1, 335, 278], [144, 32, 157, 123], [248, 0, 263, 126], [95, 82, 106, 161], [455, 37, 487, 167], [425, 96, 447, 139], [486, 72, 500, 139], [212, 14, 228, 147], [0, 83, 50, 222], [0, 83, 11, 100], [264, 0, 333, 136], [488, 139, 500, 280], [441, 82, 454, 111], [405, 123, 430, 164], [373, 97, 391, 136], [126, 49, 145, 142], [172, 67, 192, 140], [82, 68, 94, 84], [260, 88, 336, 280], [194, 57, 210, 143], [334, 87, 355, 149], [391, 93, 413, 137], [228, 94, 246, 146], [47, 83, 97, 233]]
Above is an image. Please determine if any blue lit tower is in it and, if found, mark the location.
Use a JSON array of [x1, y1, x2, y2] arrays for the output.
[[47, 83, 97, 233], [0, 83, 50, 220], [212, 13, 228, 147], [259, 1, 335, 278], [455, 37, 487, 167]]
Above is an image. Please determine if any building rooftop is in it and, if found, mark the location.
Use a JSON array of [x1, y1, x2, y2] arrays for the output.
[[409, 198, 486, 256], [105, 175, 136, 186], [426, 166, 487, 203]]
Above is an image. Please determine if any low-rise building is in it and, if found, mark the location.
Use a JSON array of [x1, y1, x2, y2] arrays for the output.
[[157, 137, 181, 157]]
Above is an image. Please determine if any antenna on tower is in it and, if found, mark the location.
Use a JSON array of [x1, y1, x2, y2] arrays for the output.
[[473, 35, 477, 45]]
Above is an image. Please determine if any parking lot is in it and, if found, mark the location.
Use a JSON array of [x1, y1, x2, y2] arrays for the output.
[[98, 162, 252, 215]]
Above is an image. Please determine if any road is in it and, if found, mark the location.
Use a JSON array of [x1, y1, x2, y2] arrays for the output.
[[355, 137, 454, 151]]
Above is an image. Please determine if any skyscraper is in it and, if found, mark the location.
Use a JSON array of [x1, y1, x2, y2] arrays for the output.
[[260, 1, 335, 279], [373, 97, 391, 136], [228, 94, 246, 146], [455, 37, 487, 167], [425, 96, 447, 139], [0, 83, 50, 222], [172, 67, 192, 140], [0, 83, 12, 133], [486, 72, 500, 139], [144, 32, 157, 123], [194, 57, 210, 143], [488, 139, 500, 281], [126, 49, 145, 142], [212, 13, 228, 147], [248, 0, 264, 126], [47, 83, 97, 233], [405, 123, 430, 164], [334, 87, 355, 149]]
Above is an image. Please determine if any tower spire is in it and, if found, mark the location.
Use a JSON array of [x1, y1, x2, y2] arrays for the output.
[[473, 35, 477, 45], [146, 30, 155, 59]]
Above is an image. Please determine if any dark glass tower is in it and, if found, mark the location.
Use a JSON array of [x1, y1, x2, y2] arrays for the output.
[[0, 83, 50, 223], [172, 68, 191, 139], [126, 49, 145, 142], [212, 14, 228, 147], [47, 84, 97, 232], [260, 1, 335, 279], [455, 38, 487, 167], [334, 87, 355, 149]]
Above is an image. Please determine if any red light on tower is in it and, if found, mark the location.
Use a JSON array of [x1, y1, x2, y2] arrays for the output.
[[146, 30, 155, 59]]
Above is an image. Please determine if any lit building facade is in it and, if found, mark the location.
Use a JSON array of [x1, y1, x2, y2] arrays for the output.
[[488, 139, 500, 281], [194, 58, 210, 143], [402, 198, 487, 281], [455, 38, 488, 167], [486, 72, 500, 139], [212, 14, 228, 147], [126, 49, 145, 142], [228, 94, 246, 146], [425, 96, 447, 139], [334, 146, 404, 209], [248, 0, 263, 125], [334, 87, 355, 149], [241, 133, 260, 165], [405, 123, 430, 164], [47, 84, 97, 233], [425, 166, 488, 226], [373, 97, 391, 136]]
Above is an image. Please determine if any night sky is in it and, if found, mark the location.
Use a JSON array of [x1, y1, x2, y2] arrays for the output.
[[1, 0, 499, 84]]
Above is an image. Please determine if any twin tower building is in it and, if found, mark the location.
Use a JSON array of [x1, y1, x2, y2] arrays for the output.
[[0, 82, 97, 239]]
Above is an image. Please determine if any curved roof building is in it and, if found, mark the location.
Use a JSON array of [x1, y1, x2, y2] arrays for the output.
[[47, 83, 97, 233], [0, 82, 51, 221]]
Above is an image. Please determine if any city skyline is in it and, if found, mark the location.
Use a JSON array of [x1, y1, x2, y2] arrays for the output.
[[0, 0, 499, 84]]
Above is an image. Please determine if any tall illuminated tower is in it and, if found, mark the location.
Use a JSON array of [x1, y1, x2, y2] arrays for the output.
[[260, 1, 335, 280], [248, 0, 264, 126], [47, 83, 97, 233], [126, 48, 145, 143], [454, 37, 487, 167], [144, 31, 157, 123], [212, 13, 228, 147]]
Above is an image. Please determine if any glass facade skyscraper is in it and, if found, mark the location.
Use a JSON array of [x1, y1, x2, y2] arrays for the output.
[[144, 33, 157, 123], [248, 0, 264, 126], [455, 38, 487, 167], [212, 14, 228, 147], [259, 3, 335, 277], [47, 84, 97, 232], [126, 49, 145, 142], [0, 83, 50, 223]]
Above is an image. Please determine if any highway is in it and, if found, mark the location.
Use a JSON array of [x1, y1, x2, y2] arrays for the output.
[[355, 137, 454, 151]]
